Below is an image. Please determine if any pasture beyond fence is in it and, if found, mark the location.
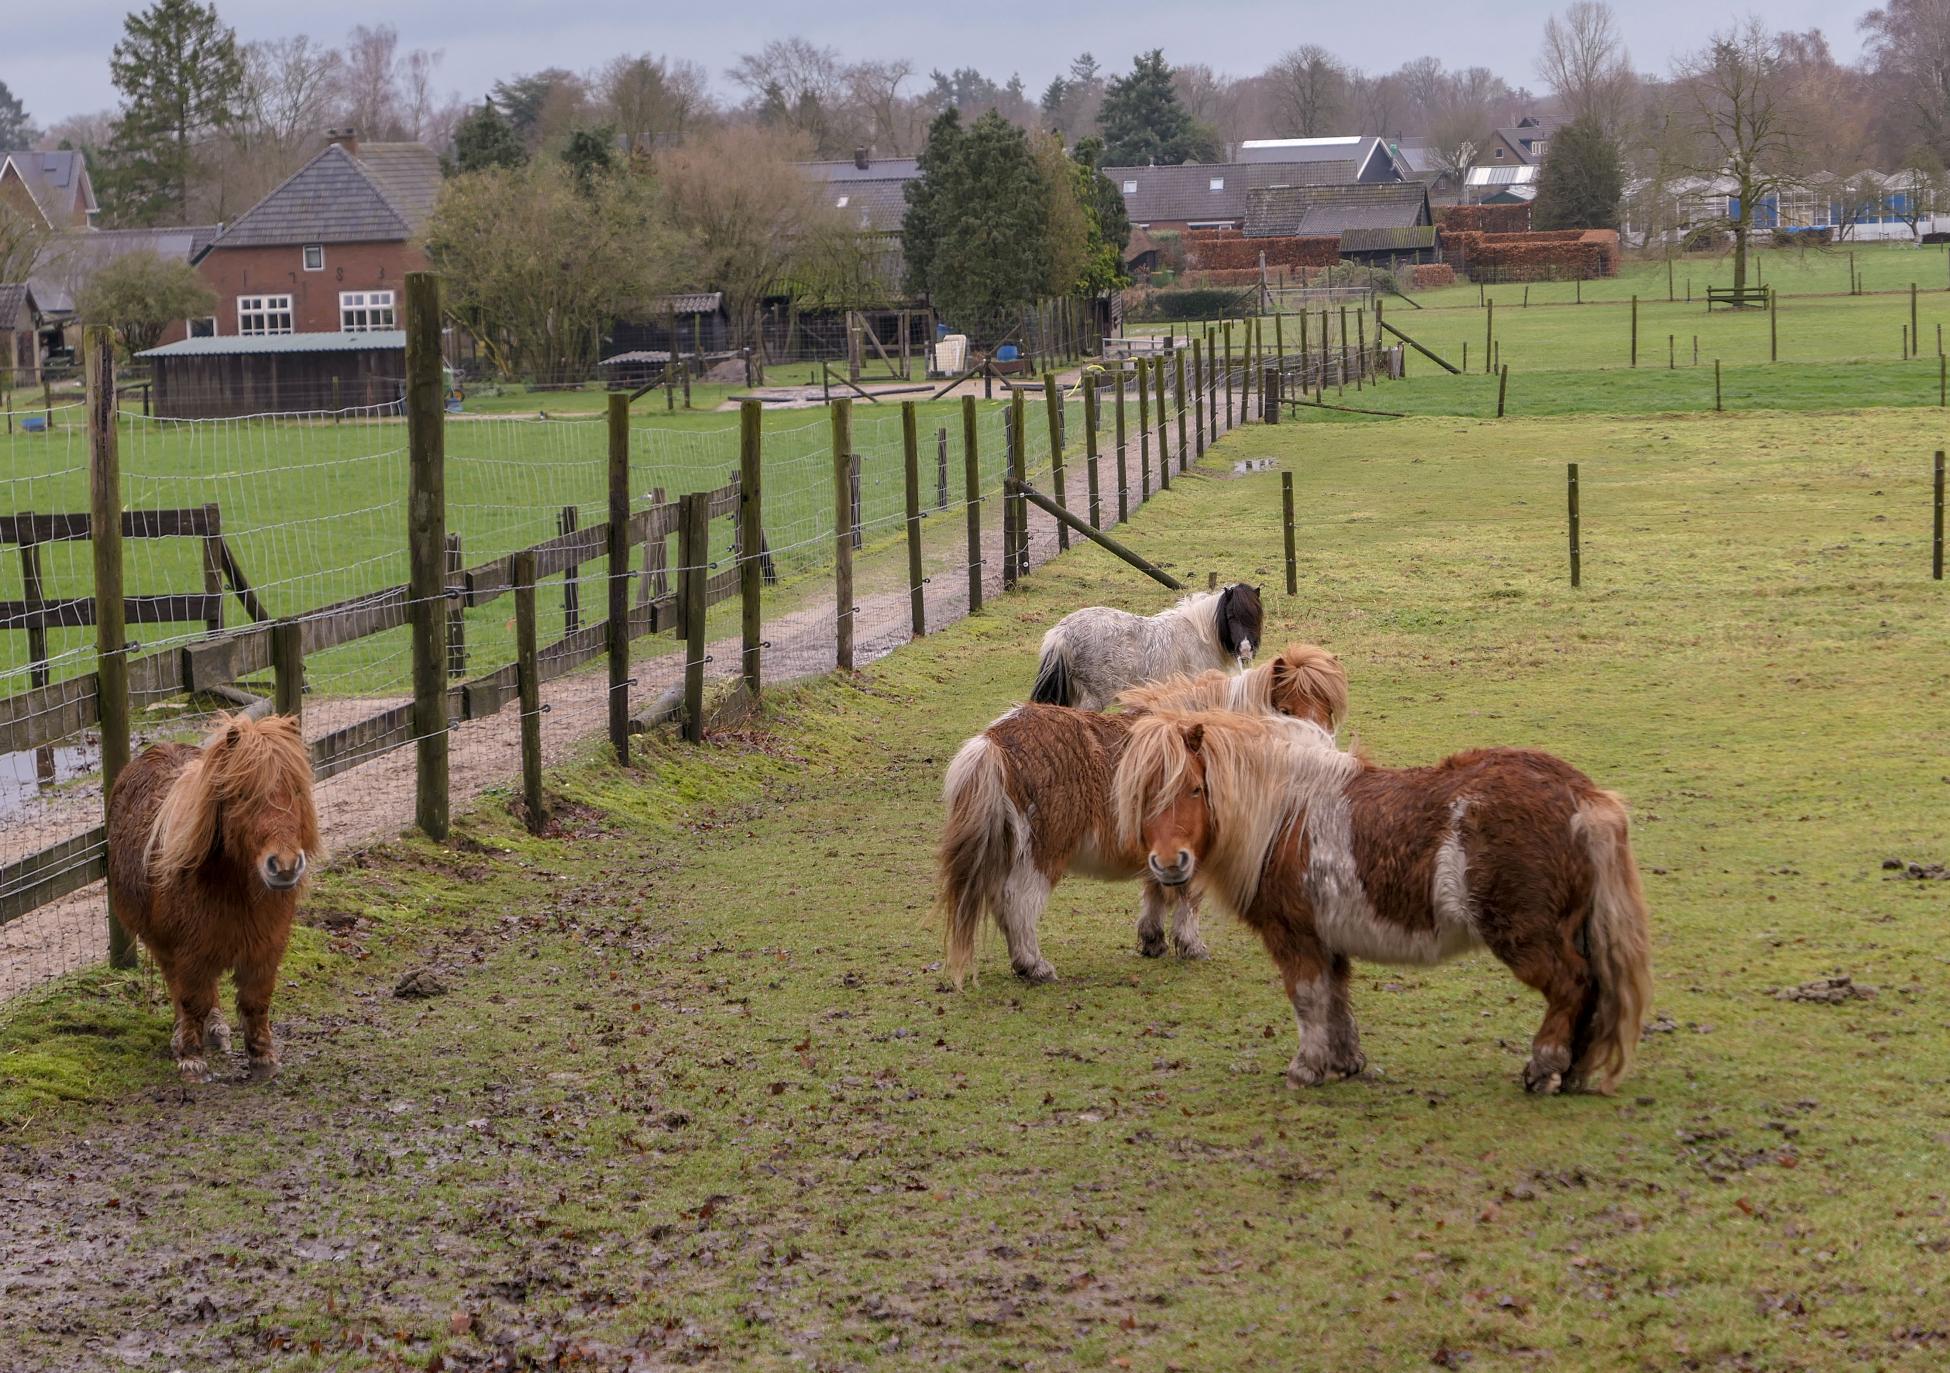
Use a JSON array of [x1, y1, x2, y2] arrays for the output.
[[0, 278, 1283, 1000]]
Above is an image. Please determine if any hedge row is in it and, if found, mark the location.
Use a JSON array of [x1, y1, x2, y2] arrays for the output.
[[1435, 204, 1533, 234], [1408, 263, 1457, 289], [1439, 229, 1621, 282], [1185, 231, 1342, 269]]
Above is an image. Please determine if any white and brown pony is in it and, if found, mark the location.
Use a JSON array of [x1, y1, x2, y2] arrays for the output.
[[1114, 712, 1652, 1094], [106, 713, 322, 1081], [1031, 584, 1264, 710], [940, 644, 1346, 986]]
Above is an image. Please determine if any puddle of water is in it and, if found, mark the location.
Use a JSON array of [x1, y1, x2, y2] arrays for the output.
[[0, 740, 99, 819], [1232, 459, 1278, 473]]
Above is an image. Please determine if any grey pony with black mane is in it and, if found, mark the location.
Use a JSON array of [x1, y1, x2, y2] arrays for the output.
[[1030, 585, 1264, 711]]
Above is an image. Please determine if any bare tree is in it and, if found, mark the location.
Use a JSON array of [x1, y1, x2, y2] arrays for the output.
[[598, 53, 710, 154], [728, 37, 852, 154], [1267, 46, 1347, 136], [1346, 69, 1403, 136], [848, 58, 926, 156], [1539, 2, 1634, 135], [339, 24, 401, 137], [1861, 0, 1950, 163], [1674, 19, 1809, 290]]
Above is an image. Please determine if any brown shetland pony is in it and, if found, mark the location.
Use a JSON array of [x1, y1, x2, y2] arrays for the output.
[[1114, 712, 1652, 1094], [106, 713, 321, 1081], [939, 644, 1348, 986]]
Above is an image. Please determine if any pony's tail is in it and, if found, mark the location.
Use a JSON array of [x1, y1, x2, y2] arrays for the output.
[[1030, 634, 1073, 706], [938, 735, 1020, 987], [1572, 791, 1653, 1094]]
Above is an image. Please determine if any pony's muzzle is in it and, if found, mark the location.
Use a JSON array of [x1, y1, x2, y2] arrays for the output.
[[262, 853, 307, 891], [1148, 851, 1195, 887]]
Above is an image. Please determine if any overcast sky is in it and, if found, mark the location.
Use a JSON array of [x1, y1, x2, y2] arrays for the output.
[[6, 0, 1875, 132]]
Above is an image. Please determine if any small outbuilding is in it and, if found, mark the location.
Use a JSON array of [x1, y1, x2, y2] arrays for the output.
[[1, 282, 40, 384], [137, 330, 405, 419]]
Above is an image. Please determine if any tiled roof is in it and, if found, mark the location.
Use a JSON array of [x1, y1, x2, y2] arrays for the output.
[[139, 330, 405, 358], [1339, 226, 1437, 252], [1105, 161, 1360, 226], [828, 178, 910, 232], [0, 283, 37, 323], [799, 157, 920, 184], [1236, 136, 1403, 181], [649, 292, 724, 315], [201, 143, 438, 252], [28, 225, 222, 316], [1244, 183, 1432, 238], [0, 150, 95, 225]]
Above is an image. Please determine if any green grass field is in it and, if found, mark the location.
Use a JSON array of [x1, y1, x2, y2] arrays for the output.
[[4, 396, 1946, 1369]]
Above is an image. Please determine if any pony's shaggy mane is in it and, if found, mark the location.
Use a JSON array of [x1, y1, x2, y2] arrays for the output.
[[147, 714, 323, 886], [1116, 643, 1347, 730], [1113, 711, 1356, 920]]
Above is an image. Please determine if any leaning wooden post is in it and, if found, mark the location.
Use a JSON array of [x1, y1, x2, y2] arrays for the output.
[[961, 395, 983, 611], [1113, 370, 1129, 521], [1934, 449, 1945, 581], [404, 271, 449, 840], [1567, 462, 1582, 588], [513, 549, 547, 835], [1497, 363, 1509, 418], [1191, 339, 1206, 455], [1083, 378, 1102, 529], [1043, 371, 1069, 550], [1174, 348, 1189, 470], [87, 327, 136, 967], [1282, 470, 1297, 596], [832, 398, 855, 667], [902, 401, 926, 637], [271, 618, 304, 720], [738, 399, 763, 695], [606, 392, 632, 764], [1136, 357, 1152, 500], [679, 492, 709, 740]]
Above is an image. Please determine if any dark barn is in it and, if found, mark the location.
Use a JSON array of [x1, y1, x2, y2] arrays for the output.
[[138, 331, 406, 419]]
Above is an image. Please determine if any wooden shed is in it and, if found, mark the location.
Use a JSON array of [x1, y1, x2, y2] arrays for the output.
[[137, 330, 406, 419], [1, 283, 39, 386]]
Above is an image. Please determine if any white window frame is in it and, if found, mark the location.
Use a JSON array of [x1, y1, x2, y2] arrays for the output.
[[339, 289, 396, 332], [188, 316, 217, 338], [1208, 177, 1224, 191], [1122, 179, 1138, 193], [237, 294, 294, 335], [835, 194, 850, 208], [302, 244, 324, 271]]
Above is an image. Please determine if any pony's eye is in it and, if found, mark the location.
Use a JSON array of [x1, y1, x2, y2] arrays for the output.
[[1189, 785, 1203, 798]]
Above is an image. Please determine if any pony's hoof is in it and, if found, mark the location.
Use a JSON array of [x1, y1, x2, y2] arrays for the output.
[[1013, 960, 1057, 985], [176, 1056, 209, 1082], [1173, 938, 1210, 961], [204, 1013, 232, 1053], [1137, 931, 1169, 959], [246, 1056, 280, 1083], [1523, 1064, 1564, 1095]]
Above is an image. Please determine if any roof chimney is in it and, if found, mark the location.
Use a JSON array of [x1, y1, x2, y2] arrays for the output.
[[327, 127, 360, 157], [853, 147, 869, 171]]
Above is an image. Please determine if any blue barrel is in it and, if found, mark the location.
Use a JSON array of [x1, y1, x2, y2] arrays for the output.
[[996, 344, 1019, 362]]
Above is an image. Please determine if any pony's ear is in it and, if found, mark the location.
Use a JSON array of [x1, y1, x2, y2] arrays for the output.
[[1181, 721, 1205, 754], [224, 721, 242, 748]]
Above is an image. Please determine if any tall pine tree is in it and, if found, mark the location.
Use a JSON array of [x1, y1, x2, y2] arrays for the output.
[[902, 110, 1050, 340], [1531, 115, 1625, 230], [0, 81, 36, 147], [1097, 51, 1218, 166], [455, 101, 528, 173], [105, 0, 243, 224]]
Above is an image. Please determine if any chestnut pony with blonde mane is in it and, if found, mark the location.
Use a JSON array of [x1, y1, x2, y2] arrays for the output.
[[939, 644, 1347, 986], [106, 713, 321, 1081], [1114, 712, 1652, 1094]]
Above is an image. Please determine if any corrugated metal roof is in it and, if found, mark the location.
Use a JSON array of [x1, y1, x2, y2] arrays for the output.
[[139, 330, 405, 358], [1466, 164, 1537, 186]]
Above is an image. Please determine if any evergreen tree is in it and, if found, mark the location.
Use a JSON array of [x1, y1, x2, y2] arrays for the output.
[[1097, 50, 1218, 166], [1072, 136, 1130, 255], [562, 126, 617, 189], [902, 110, 1051, 339], [1531, 115, 1624, 230], [455, 101, 528, 173], [0, 81, 36, 147], [105, 0, 244, 224]]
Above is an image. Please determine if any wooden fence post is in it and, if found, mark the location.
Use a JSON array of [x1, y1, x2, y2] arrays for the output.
[[1010, 388, 1029, 578], [1770, 289, 1778, 361], [1497, 364, 1509, 418], [902, 401, 926, 636], [739, 399, 763, 696], [404, 271, 448, 840], [831, 398, 854, 668], [1001, 400, 1018, 588], [606, 392, 631, 764], [1223, 320, 1235, 424], [87, 326, 136, 967], [1114, 371, 1129, 521], [1175, 348, 1189, 471], [559, 506, 580, 634], [936, 426, 949, 510], [1282, 470, 1297, 597], [962, 395, 983, 611], [1912, 282, 1920, 354], [272, 617, 303, 719], [1567, 461, 1581, 588], [1135, 361, 1151, 503], [444, 532, 465, 679], [1083, 379, 1102, 529], [1263, 362, 1281, 423], [1043, 372, 1069, 550], [1934, 449, 1945, 581], [1715, 359, 1723, 413], [1154, 353, 1171, 490], [680, 492, 709, 741], [513, 549, 546, 834], [1191, 339, 1206, 455], [1629, 295, 1637, 368]]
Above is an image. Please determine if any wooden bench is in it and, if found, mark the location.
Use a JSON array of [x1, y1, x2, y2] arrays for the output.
[[1706, 286, 1771, 310]]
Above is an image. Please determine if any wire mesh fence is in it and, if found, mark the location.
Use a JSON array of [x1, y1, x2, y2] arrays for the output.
[[0, 330, 1228, 1002]]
